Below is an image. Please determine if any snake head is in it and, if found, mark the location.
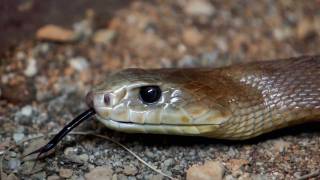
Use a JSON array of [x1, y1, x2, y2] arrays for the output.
[[86, 68, 233, 136]]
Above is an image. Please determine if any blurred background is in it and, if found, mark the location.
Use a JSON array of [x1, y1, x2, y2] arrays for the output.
[[0, 1, 320, 179]]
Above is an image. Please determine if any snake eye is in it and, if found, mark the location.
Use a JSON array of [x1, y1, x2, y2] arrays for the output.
[[139, 86, 162, 104]]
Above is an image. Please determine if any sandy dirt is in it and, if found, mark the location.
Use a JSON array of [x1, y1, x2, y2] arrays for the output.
[[1, 1, 320, 179]]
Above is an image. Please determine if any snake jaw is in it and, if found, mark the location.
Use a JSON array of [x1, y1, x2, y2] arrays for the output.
[[96, 116, 222, 136]]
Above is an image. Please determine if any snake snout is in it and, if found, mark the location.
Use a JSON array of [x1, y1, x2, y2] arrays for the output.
[[86, 91, 112, 108]]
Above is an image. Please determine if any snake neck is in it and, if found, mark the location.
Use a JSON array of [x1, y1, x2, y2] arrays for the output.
[[207, 56, 320, 140]]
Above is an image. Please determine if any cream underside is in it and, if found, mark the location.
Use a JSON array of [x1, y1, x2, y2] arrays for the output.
[[96, 116, 220, 136]]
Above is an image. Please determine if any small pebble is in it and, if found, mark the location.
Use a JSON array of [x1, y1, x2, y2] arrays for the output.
[[36, 24, 76, 42], [7, 173, 19, 180], [149, 174, 163, 180], [184, 0, 215, 16], [10, 152, 17, 158], [64, 147, 75, 156], [93, 29, 117, 44], [47, 175, 60, 180], [178, 55, 198, 68], [187, 161, 225, 180], [31, 172, 46, 180], [238, 173, 251, 180], [227, 159, 249, 171], [13, 133, 24, 143], [85, 166, 114, 180], [250, 174, 269, 180], [73, 19, 93, 40], [16, 51, 26, 60], [145, 149, 154, 158], [59, 168, 73, 178], [163, 158, 175, 169], [123, 165, 138, 176], [183, 27, 203, 46], [79, 153, 89, 162], [24, 58, 38, 77], [273, 139, 291, 153], [69, 57, 89, 72], [200, 51, 219, 66], [21, 105, 33, 116], [225, 175, 236, 180], [8, 159, 20, 170], [117, 173, 129, 180]]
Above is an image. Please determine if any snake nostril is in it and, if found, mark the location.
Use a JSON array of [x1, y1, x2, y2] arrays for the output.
[[104, 93, 110, 106], [85, 91, 94, 108]]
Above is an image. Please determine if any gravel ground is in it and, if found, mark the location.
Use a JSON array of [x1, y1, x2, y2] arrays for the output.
[[1, 1, 320, 179]]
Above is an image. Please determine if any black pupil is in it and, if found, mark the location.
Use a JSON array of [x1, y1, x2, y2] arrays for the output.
[[139, 86, 162, 104]]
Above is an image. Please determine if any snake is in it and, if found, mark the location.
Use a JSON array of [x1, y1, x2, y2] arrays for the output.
[[25, 55, 320, 157]]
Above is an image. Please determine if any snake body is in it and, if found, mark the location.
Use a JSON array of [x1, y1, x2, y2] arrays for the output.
[[89, 56, 320, 140]]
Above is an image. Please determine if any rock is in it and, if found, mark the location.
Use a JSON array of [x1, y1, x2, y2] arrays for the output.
[[183, 28, 203, 46], [227, 159, 249, 171], [184, 0, 215, 17], [238, 173, 252, 180], [123, 165, 138, 176], [273, 27, 292, 41], [214, 37, 228, 52], [186, 161, 225, 180], [273, 140, 291, 153], [145, 149, 154, 158], [224, 175, 236, 180], [8, 159, 21, 171], [73, 18, 93, 40], [250, 174, 268, 180], [21, 105, 33, 116], [200, 51, 219, 66], [47, 175, 60, 180], [232, 169, 243, 178], [33, 43, 50, 55], [150, 174, 163, 180], [163, 158, 175, 169], [79, 153, 89, 162], [116, 174, 129, 180], [85, 166, 114, 180], [13, 133, 24, 143], [24, 58, 38, 77], [64, 147, 75, 156], [14, 105, 37, 124], [36, 24, 75, 42], [30, 172, 46, 180], [9, 152, 17, 158], [178, 55, 198, 68], [59, 168, 73, 178], [7, 173, 19, 180], [93, 29, 117, 44], [69, 57, 89, 72]]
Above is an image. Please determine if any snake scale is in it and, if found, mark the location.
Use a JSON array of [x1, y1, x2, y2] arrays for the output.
[[90, 55, 320, 140], [26, 55, 320, 157]]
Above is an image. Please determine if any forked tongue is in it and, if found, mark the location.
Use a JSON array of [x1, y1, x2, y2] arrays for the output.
[[22, 108, 95, 169]]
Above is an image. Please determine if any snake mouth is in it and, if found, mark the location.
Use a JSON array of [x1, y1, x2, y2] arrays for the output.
[[96, 116, 220, 136], [109, 119, 218, 126]]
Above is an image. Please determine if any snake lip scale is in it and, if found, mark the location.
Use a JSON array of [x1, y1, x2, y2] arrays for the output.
[[25, 55, 320, 158]]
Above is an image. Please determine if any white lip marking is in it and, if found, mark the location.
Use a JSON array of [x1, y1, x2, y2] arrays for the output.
[[96, 117, 220, 136]]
